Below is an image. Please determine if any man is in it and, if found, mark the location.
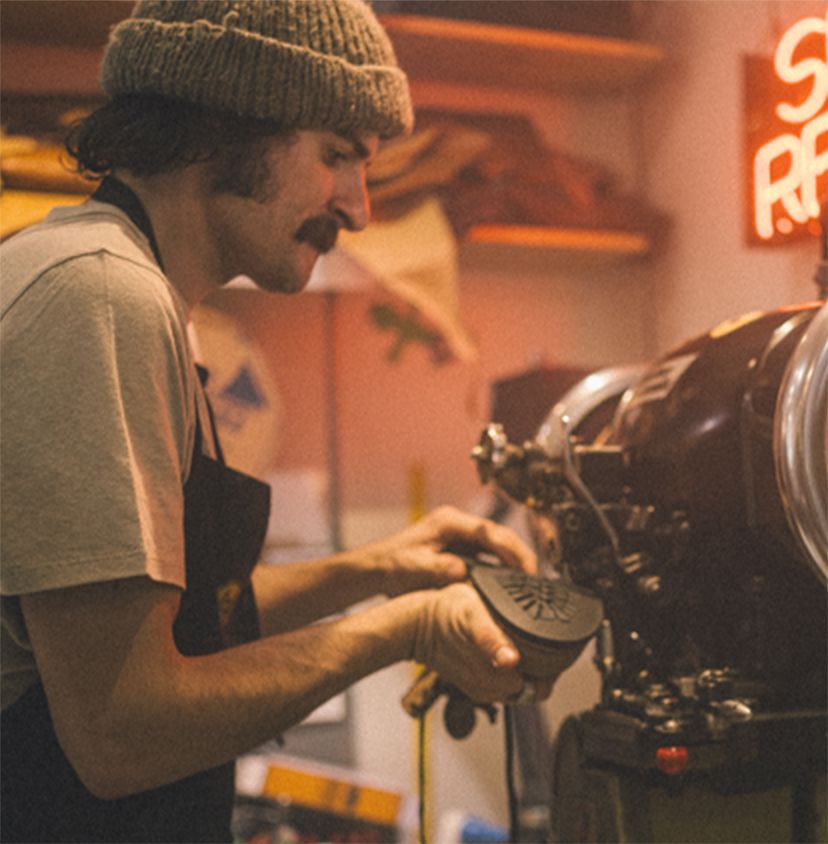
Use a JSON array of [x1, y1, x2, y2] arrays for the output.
[[0, 2, 546, 841]]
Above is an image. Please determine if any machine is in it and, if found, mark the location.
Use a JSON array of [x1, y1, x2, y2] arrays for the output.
[[472, 301, 828, 843]]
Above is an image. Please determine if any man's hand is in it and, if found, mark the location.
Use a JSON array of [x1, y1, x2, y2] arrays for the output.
[[251, 505, 535, 636], [366, 505, 537, 598], [408, 582, 551, 705]]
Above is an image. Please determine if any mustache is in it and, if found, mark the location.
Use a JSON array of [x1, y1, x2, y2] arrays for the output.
[[295, 215, 340, 254]]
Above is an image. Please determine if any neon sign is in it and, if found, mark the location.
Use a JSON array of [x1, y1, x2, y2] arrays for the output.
[[749, 9, 827, 244]]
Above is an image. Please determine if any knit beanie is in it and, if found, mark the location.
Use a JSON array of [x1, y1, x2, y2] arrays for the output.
[[101, 0, 413, 139]]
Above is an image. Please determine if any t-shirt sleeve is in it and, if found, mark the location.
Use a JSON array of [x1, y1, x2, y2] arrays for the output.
[[0, 252, 196, 594]]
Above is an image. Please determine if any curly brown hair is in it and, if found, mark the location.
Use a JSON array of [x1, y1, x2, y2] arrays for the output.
[[65, 94, 296, 198]]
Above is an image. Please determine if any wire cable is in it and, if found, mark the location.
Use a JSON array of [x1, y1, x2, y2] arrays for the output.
[[418, 711, 429, 844], [504, 705, 519, 842]]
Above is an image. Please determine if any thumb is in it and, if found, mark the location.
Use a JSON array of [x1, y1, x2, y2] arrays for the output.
[[472, 617, 520, 670], [492, 641, 521, 670]]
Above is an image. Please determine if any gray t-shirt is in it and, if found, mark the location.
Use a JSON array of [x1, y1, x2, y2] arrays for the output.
[[0, 200, 208, 708]]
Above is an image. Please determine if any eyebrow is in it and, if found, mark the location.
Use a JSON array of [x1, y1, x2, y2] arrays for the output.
[[337, 133, 372, 161], [352, 139, 371, 160]]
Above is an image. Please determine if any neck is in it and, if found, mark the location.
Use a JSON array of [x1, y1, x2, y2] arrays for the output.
[[112, 168, 221, 312]]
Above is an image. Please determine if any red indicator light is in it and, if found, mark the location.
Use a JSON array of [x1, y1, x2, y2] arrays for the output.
[[655, 746, 689, 776]]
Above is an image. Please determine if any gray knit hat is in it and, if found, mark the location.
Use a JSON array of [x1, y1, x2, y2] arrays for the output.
[[101, 0, 413, 139]]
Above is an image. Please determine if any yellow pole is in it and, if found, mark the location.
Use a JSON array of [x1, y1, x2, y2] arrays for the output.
[[408, 461, 430, 843]]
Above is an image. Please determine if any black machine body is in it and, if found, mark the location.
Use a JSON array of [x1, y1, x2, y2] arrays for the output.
[[473, 301, 828, 841]]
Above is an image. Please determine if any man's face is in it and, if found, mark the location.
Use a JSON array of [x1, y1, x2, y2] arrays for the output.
[[205, 129, 379, 294]]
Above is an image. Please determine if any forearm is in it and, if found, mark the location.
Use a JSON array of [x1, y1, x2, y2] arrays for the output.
[[172, 597, 418, 754], [252, 549, 387, 635], [35, 587, 421, 800]]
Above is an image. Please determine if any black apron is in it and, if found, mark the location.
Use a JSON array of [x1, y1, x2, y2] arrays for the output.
[[0, 178, 271, 843]]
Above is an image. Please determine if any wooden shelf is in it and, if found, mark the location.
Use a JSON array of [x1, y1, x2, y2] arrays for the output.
[[468, 224, 650, 253], [463, 224, 652, 265], [380, 14, 666, 96], [376, 15, 665, 263]]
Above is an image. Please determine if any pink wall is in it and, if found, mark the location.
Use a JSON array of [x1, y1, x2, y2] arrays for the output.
[[204, 247, 655, 520], [639, 0, 825, 351]]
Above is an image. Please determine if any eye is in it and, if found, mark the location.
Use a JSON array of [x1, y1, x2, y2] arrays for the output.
[[323, 146, 350, 167]]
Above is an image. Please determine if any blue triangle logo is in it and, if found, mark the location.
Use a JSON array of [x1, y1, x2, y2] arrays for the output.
[[219, 366, 266, 409]]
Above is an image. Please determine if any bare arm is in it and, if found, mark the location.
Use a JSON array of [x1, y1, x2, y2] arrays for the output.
[[252, 505, 537, 635], [22, 572, 524, 800]]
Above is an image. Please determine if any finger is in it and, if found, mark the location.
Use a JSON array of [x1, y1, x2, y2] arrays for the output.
[[470, 520, 537, 574], [431, 552, 470, 585], [433, 508, 538, 574], [475, 523, 537, 574]]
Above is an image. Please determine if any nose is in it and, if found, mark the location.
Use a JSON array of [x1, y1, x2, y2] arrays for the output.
[[331, 166, 372, 232]]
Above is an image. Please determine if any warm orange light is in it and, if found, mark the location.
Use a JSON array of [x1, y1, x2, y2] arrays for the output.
[[753, 11, 828, 241]]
